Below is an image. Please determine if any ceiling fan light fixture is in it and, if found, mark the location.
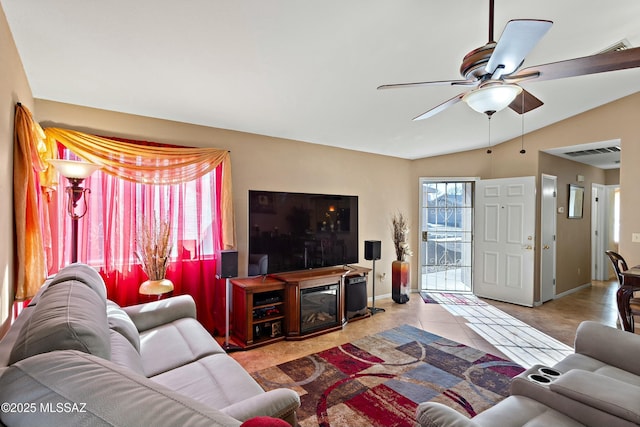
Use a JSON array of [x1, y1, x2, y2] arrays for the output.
[[463, 84, 523, 115]]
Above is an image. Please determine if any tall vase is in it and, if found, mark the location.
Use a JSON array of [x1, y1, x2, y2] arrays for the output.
[[392, 260, 410, 304]]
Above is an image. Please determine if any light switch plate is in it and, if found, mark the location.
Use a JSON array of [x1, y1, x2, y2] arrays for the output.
[[632, 233, 640, 243]]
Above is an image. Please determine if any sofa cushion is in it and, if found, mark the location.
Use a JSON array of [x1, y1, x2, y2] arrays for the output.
[[106, 300, 140, 352], [593, 365, 640, 387], [0, 305, 34, 367], [25, 277, 52, 307], [415, 401, 481, 427], [150, 353, 265, 408], [109, 330, 145, 375], [122, 294, 198, 332], [139, 317, 225, 377], [574, 321, 640, 377], [553, 353, 640, 387], [150, 354, 300, 422], [221, 390, 301, 424], [0, 350, 242, 427], [554, 353, 608, 374], [415, 396, 585, 427], [550, 370, 640, 425], [9, 280, 110, 365], [47, 263, 107, 300], [471, 395, 584, 427]]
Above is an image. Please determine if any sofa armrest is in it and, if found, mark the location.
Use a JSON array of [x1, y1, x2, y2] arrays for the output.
[[550, 370, 640, 425], [220, 388, 300, 425], [122, 295, 197, 332], [415, 402, 479, 427], [574, 321, 640, 376]]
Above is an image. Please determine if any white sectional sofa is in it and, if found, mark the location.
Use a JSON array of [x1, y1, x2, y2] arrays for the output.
[[416, 321, 640, 427], [0, 263, 300, 427]]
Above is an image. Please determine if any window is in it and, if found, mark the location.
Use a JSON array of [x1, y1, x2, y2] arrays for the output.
[[53, 159, 219, 268], [49, 143, 224, 331]]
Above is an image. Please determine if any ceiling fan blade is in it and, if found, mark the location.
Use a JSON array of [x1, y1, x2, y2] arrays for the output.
[[413, 93, 466, 121], [506, 46, 640, 83], [508, 89, 543, 114], [502, 71, 541, 85], [486, 19, 553, 77], [377, 79, 476, 90]]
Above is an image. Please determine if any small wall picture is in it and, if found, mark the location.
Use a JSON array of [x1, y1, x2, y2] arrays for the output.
[[568, 184, 584, 219]]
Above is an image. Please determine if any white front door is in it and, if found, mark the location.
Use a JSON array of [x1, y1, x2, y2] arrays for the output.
[[474, 176, 536, 307]]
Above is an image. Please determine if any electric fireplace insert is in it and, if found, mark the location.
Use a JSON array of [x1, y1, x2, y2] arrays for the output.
[[300, 283, 340, 334]]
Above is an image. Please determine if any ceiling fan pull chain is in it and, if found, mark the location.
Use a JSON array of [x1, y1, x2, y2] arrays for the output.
[[520, 91, 526, 154], [487, 115, 492, 154]]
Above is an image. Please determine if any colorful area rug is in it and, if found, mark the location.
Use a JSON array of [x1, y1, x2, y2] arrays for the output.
[[252, 324, 523, 427], [420, 292, 488, 306]]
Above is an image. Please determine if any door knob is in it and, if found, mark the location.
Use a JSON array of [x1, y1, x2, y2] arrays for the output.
[[543, 245, 550, 250]]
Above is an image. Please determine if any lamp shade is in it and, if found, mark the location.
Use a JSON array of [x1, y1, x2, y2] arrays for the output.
[[463, 84, 523, 115], [48, 159, 101, 179]]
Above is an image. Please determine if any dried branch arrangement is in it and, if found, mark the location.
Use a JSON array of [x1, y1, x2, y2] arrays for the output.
[[136, 217, 173, 280], [392, 212, 413, 262]]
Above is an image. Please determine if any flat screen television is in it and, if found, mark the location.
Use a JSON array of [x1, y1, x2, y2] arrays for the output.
[[248, 190, 359, 274]]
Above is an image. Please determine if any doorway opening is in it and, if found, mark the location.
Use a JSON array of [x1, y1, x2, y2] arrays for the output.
[[419, 179, 474, 293], [593, 184, 620, 280]]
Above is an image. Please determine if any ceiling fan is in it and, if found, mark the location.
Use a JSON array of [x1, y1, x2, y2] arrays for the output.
[[378, 0, 640, 120]]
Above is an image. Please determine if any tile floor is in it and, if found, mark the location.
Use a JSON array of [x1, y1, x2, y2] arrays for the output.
[[437, 299, 573, 367], [229, 280, 620, 373]]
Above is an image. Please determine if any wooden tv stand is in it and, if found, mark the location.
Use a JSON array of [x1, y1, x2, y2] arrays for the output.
[[231, 265, 370, 349]]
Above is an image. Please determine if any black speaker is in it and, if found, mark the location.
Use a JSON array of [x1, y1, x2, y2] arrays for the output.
[[217, 250, 238, 278], [345, 275, 368, 319], [364, 240, 381, 261]]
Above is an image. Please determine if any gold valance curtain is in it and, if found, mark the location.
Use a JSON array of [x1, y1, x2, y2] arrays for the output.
[[43, 128, 236, 250]]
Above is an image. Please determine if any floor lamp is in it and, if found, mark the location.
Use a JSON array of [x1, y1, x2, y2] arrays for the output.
[[48, 159, 101, 263]]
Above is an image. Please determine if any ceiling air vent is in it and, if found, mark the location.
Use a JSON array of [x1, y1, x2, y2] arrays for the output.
[[598, 39, 632, 54], [564, 146, 621, 157]]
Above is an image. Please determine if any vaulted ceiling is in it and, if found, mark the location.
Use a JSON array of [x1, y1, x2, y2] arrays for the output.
[[2, 0, 639, 160]]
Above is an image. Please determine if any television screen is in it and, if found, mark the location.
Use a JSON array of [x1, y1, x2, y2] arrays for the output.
[[248, 190, 359, 274]]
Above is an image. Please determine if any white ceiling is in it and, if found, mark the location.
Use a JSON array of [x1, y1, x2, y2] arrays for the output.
[[2, 0, 640, 160]]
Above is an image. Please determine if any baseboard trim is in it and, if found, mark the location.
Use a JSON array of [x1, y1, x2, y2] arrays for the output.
[[554, 282, 592, 300], [368, 292, 392, 302]]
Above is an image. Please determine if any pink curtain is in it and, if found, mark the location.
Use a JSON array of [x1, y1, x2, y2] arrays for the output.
[[51, 142, 224, 333]]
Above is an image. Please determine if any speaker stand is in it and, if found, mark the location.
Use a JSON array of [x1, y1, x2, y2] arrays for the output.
[[222, 277, 243, 352], [368, 258, 385, 315]]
